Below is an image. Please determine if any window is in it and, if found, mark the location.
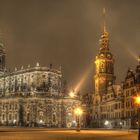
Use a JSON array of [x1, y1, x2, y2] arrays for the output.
[[126, 83, 129, 88], [126, 102, 128, 108], [15, 104, 17, 109], [126, 90, 130, 97], [115, 104, 117, 109], [9, 104, 12, 109], [131, 89, 135, 95], [15, 114, 17, 120], [52, 114, 56, 123], [9, 114, 12, 120], [27, 113, 30, 121], [42, 75, 46, 78], [130, 81, 133, 86], [2, 114, 5, 120], [118, 112, 120, 118]]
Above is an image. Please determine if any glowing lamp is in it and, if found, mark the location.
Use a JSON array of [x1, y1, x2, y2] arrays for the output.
[[134, 96, 140, 105], [74, 108, 83, 116], [69, 91, 75, 98], [104, 120, 109, 126]]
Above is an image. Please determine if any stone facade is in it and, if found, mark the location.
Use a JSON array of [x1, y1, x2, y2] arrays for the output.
[[100, 84, 124, 128], [123, 68, 140, 129], [0, 43, 81, 127], [81, 93, 93, 128]]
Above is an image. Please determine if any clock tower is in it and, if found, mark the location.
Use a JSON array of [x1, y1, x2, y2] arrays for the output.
[[94, 9, 115, 96], [92, 8, 116, 128]]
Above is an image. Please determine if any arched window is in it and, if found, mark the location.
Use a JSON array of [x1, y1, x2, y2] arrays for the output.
[[15, 114, 17, 120], [27, 113, 30, 121], [15, 104, 17, 109], [9, 104, 12, 109], [52, 114, 56, 123], [2, 114, 5, 120], [39, 111, 44, 120], [9, 114, 12, 120]]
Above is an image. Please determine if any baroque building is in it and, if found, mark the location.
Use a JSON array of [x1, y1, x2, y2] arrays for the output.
[[0, 42, 81, 127], [92, 10, 140, 129], [123, 65, 140, 129]]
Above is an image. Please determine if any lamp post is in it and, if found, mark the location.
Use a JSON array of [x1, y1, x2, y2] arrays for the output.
[[74, 107, 83, 132], [134, 96, 140, 140]]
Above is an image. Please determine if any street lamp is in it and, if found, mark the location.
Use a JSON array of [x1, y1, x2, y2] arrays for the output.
[[104, 120, 109, 126], [120, 122, 123, 129], [69, 90, 75, 98], [74, 107, 83, 132], [39, 120, 43, 124], [13, 119, 16, 126], [134, 96, 140, 140]]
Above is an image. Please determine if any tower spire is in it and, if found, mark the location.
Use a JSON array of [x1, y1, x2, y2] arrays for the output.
[[99, 8, 109, 50], [103, 8, 106, 32]]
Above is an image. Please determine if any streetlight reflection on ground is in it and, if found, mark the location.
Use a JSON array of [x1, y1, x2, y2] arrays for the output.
[[74, 108, 83, 132]]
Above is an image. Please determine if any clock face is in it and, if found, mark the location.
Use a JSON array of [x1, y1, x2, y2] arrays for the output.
[[100, 53, 104, 58], [107, 54, 112, 59]]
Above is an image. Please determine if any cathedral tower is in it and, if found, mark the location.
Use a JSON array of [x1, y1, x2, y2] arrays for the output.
[[94, 9, 115, 95]]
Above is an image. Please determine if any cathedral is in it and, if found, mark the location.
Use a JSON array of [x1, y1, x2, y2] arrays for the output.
[[92, 10, 140, 129], [0, 42, 81, 127]]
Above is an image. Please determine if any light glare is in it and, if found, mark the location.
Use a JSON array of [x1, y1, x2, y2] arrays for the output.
[[74, 108, 83, 116]]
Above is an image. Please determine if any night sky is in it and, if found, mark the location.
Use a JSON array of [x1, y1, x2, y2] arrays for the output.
[[0, 0, 139, 93]]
